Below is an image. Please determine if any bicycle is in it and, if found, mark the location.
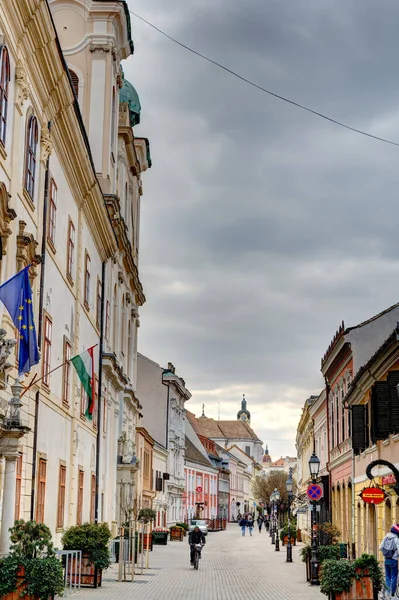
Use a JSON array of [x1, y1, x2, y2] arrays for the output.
[[192, 543, 204, 570]]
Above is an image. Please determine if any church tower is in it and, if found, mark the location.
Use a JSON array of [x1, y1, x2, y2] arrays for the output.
[[237, 394, 251, 424]]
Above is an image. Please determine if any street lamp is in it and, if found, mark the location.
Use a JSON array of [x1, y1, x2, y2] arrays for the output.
[[274, 489, 280, 552], [286, 469, 293, 563], [309, 453, 320, 585], [270, 491, 276, 544]]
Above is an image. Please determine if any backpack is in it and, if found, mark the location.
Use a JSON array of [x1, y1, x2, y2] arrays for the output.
[[381, 536, 397, 559]]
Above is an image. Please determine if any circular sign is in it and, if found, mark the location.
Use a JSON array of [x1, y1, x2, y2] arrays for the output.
[[307, 484, 322, 501], [196, 486, 202, 493], [360, 487, 386, 505]]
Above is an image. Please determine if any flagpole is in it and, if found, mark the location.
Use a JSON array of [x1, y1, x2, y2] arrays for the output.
[[20, 344, 99, 397]]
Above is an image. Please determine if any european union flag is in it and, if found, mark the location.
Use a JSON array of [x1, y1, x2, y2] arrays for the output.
[[0, 265, 40, 375]]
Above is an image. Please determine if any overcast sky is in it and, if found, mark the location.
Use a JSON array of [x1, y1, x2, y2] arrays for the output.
[[125, 0, 399, 458]]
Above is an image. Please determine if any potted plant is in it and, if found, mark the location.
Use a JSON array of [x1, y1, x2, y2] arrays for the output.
[[152, 527, 169, 545], [279, 524, 297, 546], [138, 509, 156, 551], [176, 522, 189, 537], [61, 522, 112, 588], [169, 525, 184, 542], [0, 520, 64, 600], [320, 553, 383, 599]]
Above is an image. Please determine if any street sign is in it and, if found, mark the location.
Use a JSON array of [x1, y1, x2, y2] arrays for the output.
[[196, 486, 202, 493], [360, 486, 386, 505], [306, 484, 323, 501], [253, 502, 257, 506]]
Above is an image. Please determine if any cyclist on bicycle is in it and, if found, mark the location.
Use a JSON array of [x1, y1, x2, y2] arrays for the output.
[[189, 526, 206, 564]]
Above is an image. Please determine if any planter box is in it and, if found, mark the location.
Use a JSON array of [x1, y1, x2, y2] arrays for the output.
[[66, 554, 102, 588], [170, 528, 184, 542], [282, 535, 296, 546], [141, 533, 153, 551], [2, 567, 35, 600], [152, 532, 168, 546], [331, 573, 374, 600]]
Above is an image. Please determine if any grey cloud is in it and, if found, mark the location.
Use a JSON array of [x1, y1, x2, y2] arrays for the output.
[[127, 0, 399, 455]]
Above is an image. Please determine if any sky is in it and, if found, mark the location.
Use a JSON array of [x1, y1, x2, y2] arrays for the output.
[[124, 0, 399, 459]]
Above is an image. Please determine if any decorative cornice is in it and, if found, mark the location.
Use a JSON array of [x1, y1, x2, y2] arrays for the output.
[[15, 61, 30, 112], [89, 43, 111, 55], [16, 221, 41, 279], [0, 184, 16, 257], [40, 126, 53, 164]]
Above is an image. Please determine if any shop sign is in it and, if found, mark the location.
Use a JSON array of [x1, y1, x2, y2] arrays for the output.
[[382, 474, 396, 486], [359, 486, 386, 504]]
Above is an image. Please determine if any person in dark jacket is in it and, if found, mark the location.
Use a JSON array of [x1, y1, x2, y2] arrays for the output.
[[257, 516, 263, 533], [189, 526, 206, 564], [239, 517, 248, 536]]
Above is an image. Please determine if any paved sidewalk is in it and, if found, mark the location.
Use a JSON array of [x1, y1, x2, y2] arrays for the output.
[[73, 525, 324, 600]]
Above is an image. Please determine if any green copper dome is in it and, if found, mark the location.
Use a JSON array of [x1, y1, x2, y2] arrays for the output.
[[120, 75, 141, 127]]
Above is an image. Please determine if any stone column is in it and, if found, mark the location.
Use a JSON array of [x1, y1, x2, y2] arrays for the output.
[[0, 427, 27, 555], [0, 452, 18, 555]]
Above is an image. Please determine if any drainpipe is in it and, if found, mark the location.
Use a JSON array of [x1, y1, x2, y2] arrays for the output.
[[31, 121, 52, 519], [95, 260, 106, 523]]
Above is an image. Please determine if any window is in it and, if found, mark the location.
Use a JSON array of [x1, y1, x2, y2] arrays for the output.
[[48, 178, 57, 247], [15, 454, 22, 520], [62, 340, 71, 405], [90, 474, 96, 523], [77, 469, 84, 525], [43, 316, 52, 387], [84, 252, 91, 308], [69, 69, 79, 99], [0, 46, 10, 146], [105, 301, 110, 340], [36, 458, 47, 523], [341, 387, 345, 442], [80, 387, 88, 418], [67, 219, 75, 281], [24, 115, 39, 199], [57, 465, 66, 528], [96, 278, 101, 329], [330, 396, 335, 448], [245, 445, 251, 455], [205, 478, 208, 494]]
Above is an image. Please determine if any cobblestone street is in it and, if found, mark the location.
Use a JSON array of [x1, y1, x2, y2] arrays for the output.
[[74, 525, 324, 600]]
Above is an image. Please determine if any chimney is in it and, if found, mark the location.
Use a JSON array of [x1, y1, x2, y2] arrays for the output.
[[167, 362, 175, 374]]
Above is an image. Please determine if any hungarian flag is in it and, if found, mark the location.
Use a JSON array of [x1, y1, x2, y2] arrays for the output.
[[71, 346, 95, 419]]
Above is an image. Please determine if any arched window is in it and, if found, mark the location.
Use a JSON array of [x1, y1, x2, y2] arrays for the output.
[[69, 69, 79, 99], [24, 115, 38, 199], [0, 46, 10, 145]]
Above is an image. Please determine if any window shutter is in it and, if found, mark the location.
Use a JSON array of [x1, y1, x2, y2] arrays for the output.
[[388, 371, 399, 433], [371, 382, 390, 441], [351, 405, 366, 455]]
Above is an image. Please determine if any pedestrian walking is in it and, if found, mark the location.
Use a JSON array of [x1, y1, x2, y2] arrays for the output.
[[265, 516, 270, 531], [239, 516, 248, 536], [248, 516, 254, 536], [379, 523, 399, 599], [257, 516, 263, 534]]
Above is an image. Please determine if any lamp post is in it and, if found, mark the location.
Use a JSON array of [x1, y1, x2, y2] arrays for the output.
[[309, 452, 320, 585], [274, 488, 280, 551], [286, 468, 293, 563], [270, 491, 276, 544]]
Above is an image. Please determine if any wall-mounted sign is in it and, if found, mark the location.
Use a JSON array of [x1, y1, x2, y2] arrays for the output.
[[196, 486, 202, 493], [359, 486, 386, 505], [382, 474, 396, 486]]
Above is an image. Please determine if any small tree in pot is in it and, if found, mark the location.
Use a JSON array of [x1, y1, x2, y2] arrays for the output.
[[62, 522, 112, 588], [0, 520, 64, 600]]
